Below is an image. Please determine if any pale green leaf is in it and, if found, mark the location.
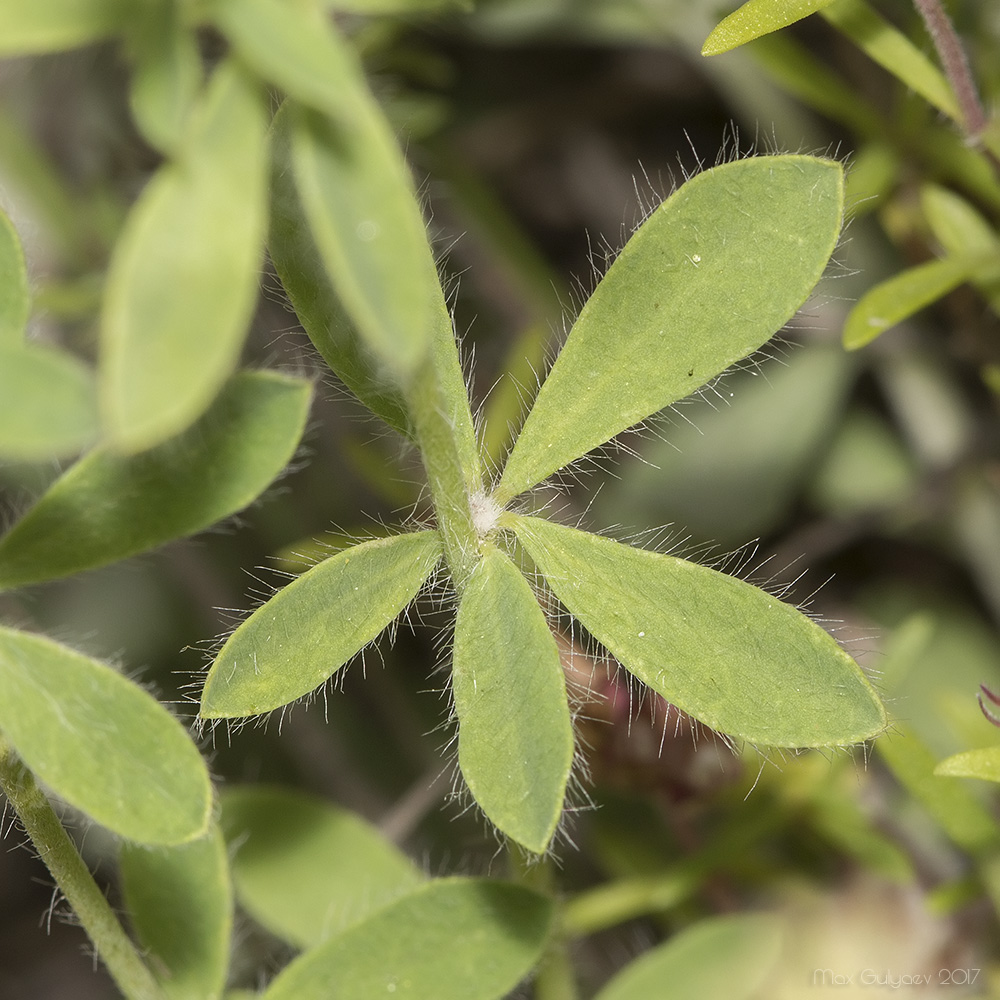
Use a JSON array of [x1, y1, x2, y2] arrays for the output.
[[496, 156, 844, 504], [842, 256, 981, 350], [261, 878, 553, 1000], [212, 0, 357, 124], [0, 208, 29, 342], [127, 0, 203, 156], [0, 343, 98, 460], [595, 914, 783, 1000], [0, 626, 211, 843], [290, 98, 436, 381], [453, 546, 573, 854], [325, 0, 471, 12], [820, 0, 960, 122], [120, 823, 232, 1000], [201, 531, 442, 718], [511, 517, 886, 748], [0, 0, 132, 56], [101, 59, 269, 452], [0, 370, 311, 591], [702, 0, 836, 56], [221, 786, 422, 948], [936, 746, 1000, 784], [269, 105, 412, 436], [921, 185, 1000, 260]]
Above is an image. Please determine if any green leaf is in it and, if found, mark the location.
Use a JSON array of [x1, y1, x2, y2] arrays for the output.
[[120, 823, 232, 1000], [126, 0, 203, 156], [453, 546, 573, 854], [221, 786, 423, 949], [325, 0, 472, 12], [0, 626, 211, 843], [936, 746, 1000, 784], [289, 96, 436, 381], [261, 878, 554, 1000], [0, 208, 29, 342], [212, 0, 358, 125], [594, 913, 783, 1000], [269, 105, 412, 436], [921, 185, 1000, 260], [0, 0, 132, 56], [201, 531, 442, 718], [0, 370, 311, 590], [511, 516, 886, 748], [702, 0, 836, 56], [0, 343, 98, 460], [820, 0, 960, 122], [842, 256, 982, 350], [495, 155, 844, 504], [101, 59, 269, 452]]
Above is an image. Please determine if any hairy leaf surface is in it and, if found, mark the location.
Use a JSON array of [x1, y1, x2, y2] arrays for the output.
[[0, 208, 28, 342]]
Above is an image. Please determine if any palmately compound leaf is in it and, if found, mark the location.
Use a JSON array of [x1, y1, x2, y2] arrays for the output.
[[0, 626, 211, 844], [453, 546, 574, 854], [0, 207, 28, 342], [594, 913, 783, 1000], [120, 823, 232, 1000], [495, 155, 844, 504], [221, 786, 423, 949], [0, 370, 311, 591], [0, 342, 98, 460], [261, 878, 554, 1000], [511, 517, 886, 748], [101, 58, 268, 452], [201, 531, 442, 718], [702, 0, 836, 56]]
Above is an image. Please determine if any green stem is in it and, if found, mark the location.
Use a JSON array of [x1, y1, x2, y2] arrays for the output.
[[0, 739, 165, 1000]]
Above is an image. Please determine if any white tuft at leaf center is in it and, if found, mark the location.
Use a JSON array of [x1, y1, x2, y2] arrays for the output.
[[470, 490, 502, 537]]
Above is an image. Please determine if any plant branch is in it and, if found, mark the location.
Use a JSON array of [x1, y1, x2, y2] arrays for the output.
[[0, 739, 165, 1000]]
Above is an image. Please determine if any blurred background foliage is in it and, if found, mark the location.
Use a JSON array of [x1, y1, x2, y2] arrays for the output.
[[3, 0, 1000, 996]]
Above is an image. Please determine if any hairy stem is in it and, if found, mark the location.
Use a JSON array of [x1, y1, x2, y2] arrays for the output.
[[0, 739, 165, 1000]]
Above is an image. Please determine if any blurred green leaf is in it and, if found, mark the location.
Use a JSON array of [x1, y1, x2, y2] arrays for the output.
[[0, 0, 132, 56], [0, 343, 98, 460], [511, 516, 886, 747], [936, 746, 1000, 784], [261, 878, 554, 1000], [0, 626, 211, 844], [0, 370, 311, 590], [221, 786, 423, 949], [453, 545, 573, 854], [843, 255, 986, 349], [594, 913, 783, 1000], [845, 143, 899, 215], [101, 58, 269, 452], [0, 208, 29, 342], [326, 0, 472, 11], [126, 0, 203, 156], [702, 0, 836, 56], [496, 156, 844, 504], [921, 185, 1000, 259], [212, 0, 358, 125], [120, 823, 232, 1000], [201, 531, 442, 718]]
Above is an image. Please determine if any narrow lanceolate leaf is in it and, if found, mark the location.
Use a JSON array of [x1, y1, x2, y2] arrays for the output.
[[101, 59, 269, 452], [201, 532, 442, 718], [702, 0, 836, 56], [290, 96, 436, 381], [0, 0, 132, 55], [120, 823, 232, 1000], [921, 186, 1000, 260], [221, 786, 423, 949], [0, 627, 211, 843], [126, 0, 203, 156], [453, 546, 573, 854], [595, 914, 782, 1000], [212, 0, 357, 125], [0, 371, 311, 591], [261, 879, 554, 1000], [0, 343, 98, 459], [842, 256, 983, 350], [269, 105, 412, 437], [496, 156, 844, 504], [512, 517, 886, 748], [0, 208, 29, 342], [936, 747, 1000, 783]]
